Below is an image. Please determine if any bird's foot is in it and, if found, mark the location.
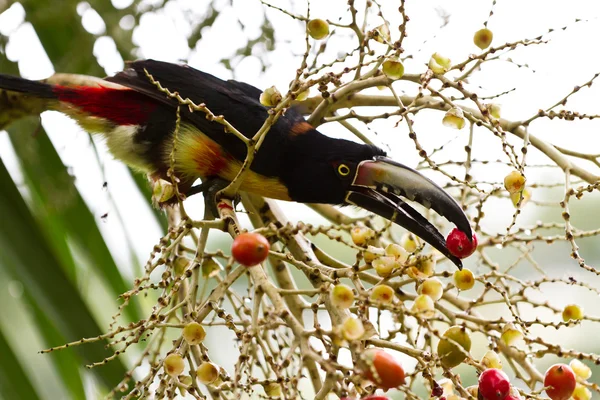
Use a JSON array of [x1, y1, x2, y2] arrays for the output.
[[188, 177, 241, 218]]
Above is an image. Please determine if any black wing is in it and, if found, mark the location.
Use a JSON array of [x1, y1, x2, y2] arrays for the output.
[[106, 60, 306, 177]]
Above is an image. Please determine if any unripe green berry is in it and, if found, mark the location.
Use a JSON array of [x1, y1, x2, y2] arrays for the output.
[[570, 359, 592, 380], [429, 53, 451, 74], [382, 58, 405, 80], [481, 350, 503, 370], [307, 19, 329, 40], [474, 28, 494, 50], [437, 326, 472, 368]]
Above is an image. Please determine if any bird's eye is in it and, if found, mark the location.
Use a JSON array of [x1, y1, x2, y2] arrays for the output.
[[337, 164, 351, 176]]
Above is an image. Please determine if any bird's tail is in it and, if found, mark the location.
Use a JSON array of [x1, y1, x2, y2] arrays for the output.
[[0, 74, 57, 130]]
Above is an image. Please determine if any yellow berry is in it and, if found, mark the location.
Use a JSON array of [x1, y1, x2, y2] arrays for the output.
[[437, 326, 472, 368], [382, 58, 405, 80], [572, 384, 592, 400], [411, 294, 436, 318], [489, 103, 501, 119], [373, 256, 398, 277], [164, 353, 185, 377], [429, 53, 451, 74], [385, 243, 409, 263], [173, 257, 191, 276], [465, 385, 479, 398], [307, 19, 329, 40], [473, 28, 493, 50], [264, 382, 282, 397], [330, 283, 355, 309], [152, 179, 175, 204], [562, 304, 584, 322], [182, 322, 206, 345], [351, 226, 375, 247], [504, 171, 526, 194], [341, 315, 365, 341], [406, 255, 436, 279], [501, 322, 523, 346], [481, 350, 503, 370], [570, 359, 592, 380], [363, 245, 385, 263], [370, 284, 395, 304], [260, 86, 282, 107], [196, 362, 219, 385], [510, 188, 532, 208], [178, 375, 193, 396], [400, 233, 419, 253], [372, 24, 391, 43], [295, 89, 309, 101], [442, 107, 466, 130], [453, 268, 475, 291], [418, 278, 444, 301]]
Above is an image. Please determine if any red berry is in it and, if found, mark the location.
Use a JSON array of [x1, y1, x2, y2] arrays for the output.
[[362, 348, 406, 390], [231, 233, 270, 267], [446, 228, 478, 259], [544, 364, 576, 400], [478, 368, 510, 400]]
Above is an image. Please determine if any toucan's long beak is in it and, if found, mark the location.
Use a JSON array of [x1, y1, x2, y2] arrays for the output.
[[346, 156, 472, 269]]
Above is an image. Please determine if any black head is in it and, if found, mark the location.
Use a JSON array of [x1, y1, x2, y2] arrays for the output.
[[280, 130, 385, 204], [280, 128, 473, 269]]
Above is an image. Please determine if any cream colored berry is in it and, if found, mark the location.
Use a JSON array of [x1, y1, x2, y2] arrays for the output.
[[570, 359, 592, 380], [442, 107, 465, 130], [385, 243, 409, 263], [196, 362, 219, 385], [182, 322, 206, 345], [341, 315, 365, 341], [429, 53, 451, 74], [372, 24, 391, 43], [330, 283, 355, 309], [373, 256, 398, 277], [501, 322, 523, 346], [411, 294, 435, 318], [370, 284, 395, 304], [364, 245, 385, 263], [417, 278, 444, 301], [259, 86, 282, 107], [164, 353, 185, 377], [351, 226, 375, 247]]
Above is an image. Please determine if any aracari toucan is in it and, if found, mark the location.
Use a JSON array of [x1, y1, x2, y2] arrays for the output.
[[0, 59, 472, 267]]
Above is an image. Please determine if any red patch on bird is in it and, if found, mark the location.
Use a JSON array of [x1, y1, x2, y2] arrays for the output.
[[192, 139, 231, 176], [54, 86, 157, 125]]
